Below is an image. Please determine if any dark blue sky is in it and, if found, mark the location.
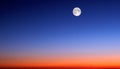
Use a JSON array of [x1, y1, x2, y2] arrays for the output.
[[1, 0, 120, 65]]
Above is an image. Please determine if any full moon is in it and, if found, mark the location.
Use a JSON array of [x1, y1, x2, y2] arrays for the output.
[[73, 7, 81, 16]]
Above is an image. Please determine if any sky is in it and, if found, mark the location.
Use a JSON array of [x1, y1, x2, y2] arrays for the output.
[[1, 0, 120, 67]]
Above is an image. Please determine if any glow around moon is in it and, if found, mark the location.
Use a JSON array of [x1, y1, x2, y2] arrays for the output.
[[73, 7, 81, 16]]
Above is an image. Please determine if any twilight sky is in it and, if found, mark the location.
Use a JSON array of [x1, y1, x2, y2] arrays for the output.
[[1, 0, 120, 67]]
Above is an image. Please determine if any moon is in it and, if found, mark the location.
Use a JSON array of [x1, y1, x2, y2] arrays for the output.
[[73, 7, 81, 16]]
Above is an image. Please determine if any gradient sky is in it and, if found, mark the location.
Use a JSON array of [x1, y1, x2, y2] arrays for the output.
[[1, 0, 120, 67]]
